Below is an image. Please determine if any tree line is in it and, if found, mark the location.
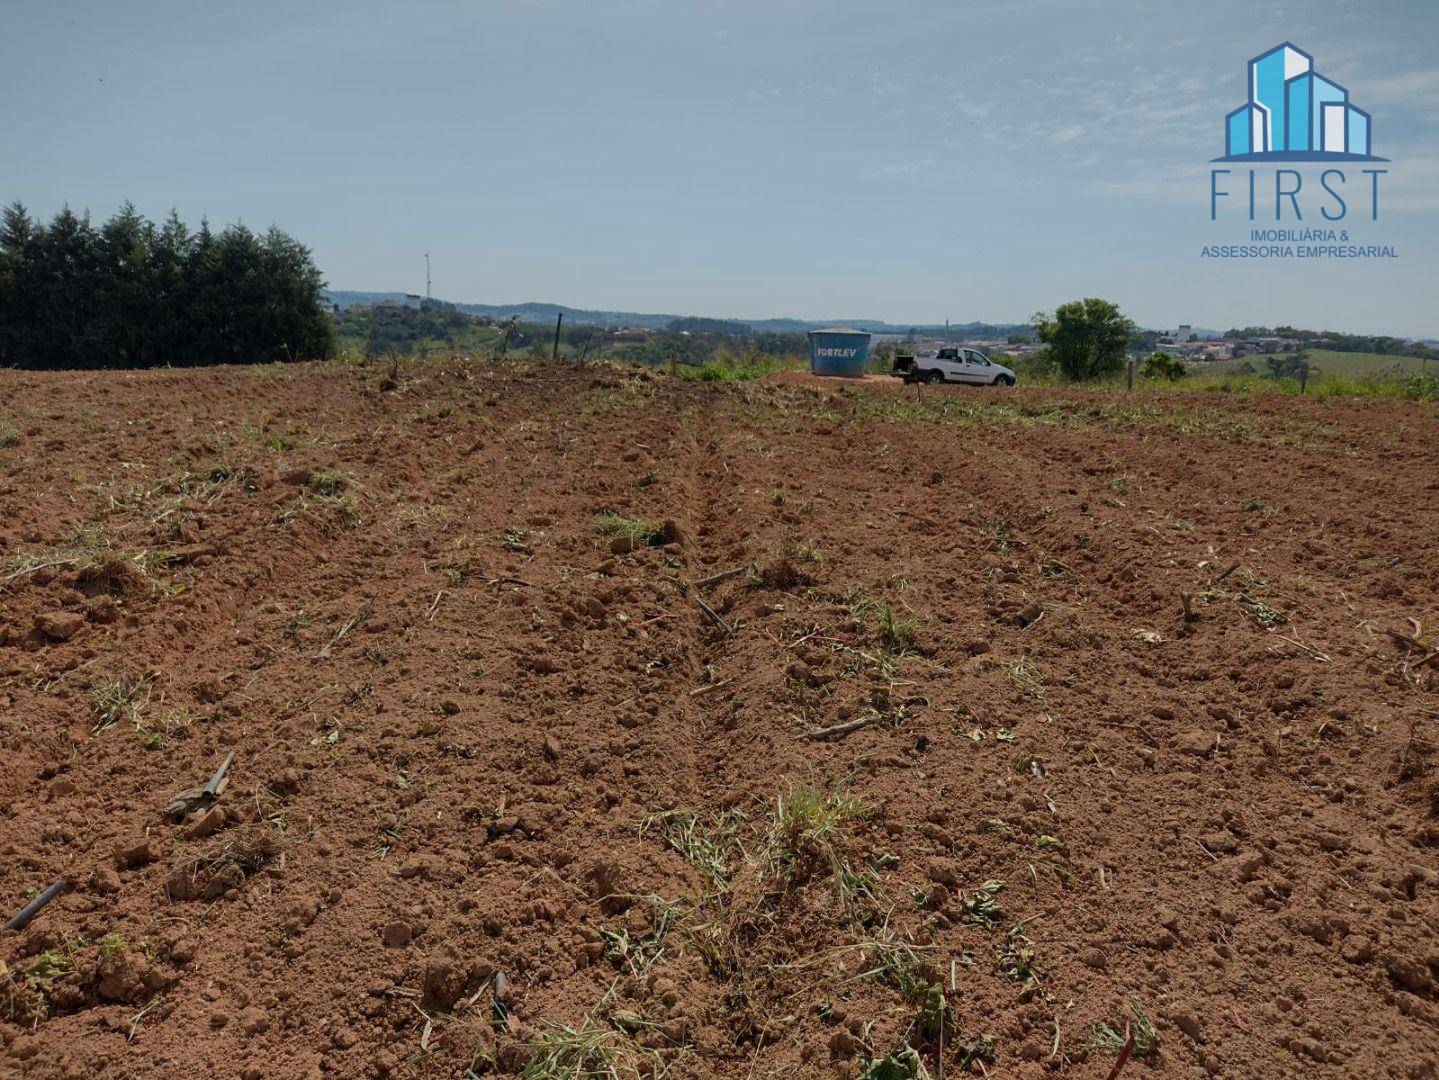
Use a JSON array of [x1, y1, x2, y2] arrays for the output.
[[664, 316, 752, 335], [0, 202, 335, 369]]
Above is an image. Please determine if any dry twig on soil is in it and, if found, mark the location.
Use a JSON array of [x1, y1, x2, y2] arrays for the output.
[[315, 599, 374, 660], [805, 714, 878, 741], [2, 877, 69, 934], [692, 565, 750, 589], [694, 596, 733, 636]]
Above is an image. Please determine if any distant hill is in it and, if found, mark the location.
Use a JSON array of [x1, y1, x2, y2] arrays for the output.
[[321, 291, 1029, 337]]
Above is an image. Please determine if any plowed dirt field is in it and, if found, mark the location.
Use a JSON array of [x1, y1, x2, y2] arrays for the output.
[[1, 358, 1436, 1079]]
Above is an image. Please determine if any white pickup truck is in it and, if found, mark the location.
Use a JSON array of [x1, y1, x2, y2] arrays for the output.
[[891, 347, 1017, 387]]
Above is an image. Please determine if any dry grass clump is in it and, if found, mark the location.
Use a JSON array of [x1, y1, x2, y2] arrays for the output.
[[521, 1019, 660, 1080], [638, 809, 745, 896], [857, 932, 950, 1042], [275, 485, 362, 532], [0, 956, 54, 1024], [592, 511, 663, 547], [1, 523, 156, 595], [305, 468, 351, 496], [165, 825, 282, 901], [763, 779, 869, 889], [74, 551, 151, 596], [1092, 1002, 1158, 1058], [755, 535, 819, 591], [88, 674, 153, 732]]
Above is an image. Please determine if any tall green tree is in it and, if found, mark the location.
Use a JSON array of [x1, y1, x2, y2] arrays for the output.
[[150, 210, 193, 361], [33, 207, 103, 368], [0, 202, 40, 366], [1032, 298, 1135, 380], [96, 202, 156, 366], [259, 226, 335, 360]]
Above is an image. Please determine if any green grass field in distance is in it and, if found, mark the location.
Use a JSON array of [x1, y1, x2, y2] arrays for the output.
[[1194, 349, 1432, 378]]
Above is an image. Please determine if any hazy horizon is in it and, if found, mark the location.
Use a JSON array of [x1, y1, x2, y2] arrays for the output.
[[5, 0, 1436, 337], [317, 289, 1304, 337]]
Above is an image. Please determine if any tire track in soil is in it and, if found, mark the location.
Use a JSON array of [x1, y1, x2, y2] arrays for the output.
[[665, 393, 768, 813], [662, 400, 713, 815], [649, 390, 780, 1068], [638, 389, 747, 831]]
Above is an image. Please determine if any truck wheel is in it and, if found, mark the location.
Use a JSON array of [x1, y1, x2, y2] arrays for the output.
[[924, 369, 945, 385], [995, 374, 1015, 386]]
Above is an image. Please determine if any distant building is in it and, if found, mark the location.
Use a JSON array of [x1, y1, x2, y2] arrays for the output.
[[1177, 324, 1192, 343], [404, 294, 423, 310]]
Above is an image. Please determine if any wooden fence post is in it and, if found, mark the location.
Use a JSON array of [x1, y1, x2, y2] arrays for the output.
[[1299, 361, 1309, 394], [552, 313, 563, 361], [1126, 358, 1135, 393]]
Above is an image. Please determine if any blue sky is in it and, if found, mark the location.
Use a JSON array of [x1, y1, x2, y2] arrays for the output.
[[3, 0, 1436, 334]]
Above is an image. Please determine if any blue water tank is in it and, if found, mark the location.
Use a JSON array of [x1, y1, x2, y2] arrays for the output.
[[807, 328, 872, 378]]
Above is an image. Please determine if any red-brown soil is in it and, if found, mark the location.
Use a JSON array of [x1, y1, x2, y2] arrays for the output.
[[1, 358, 1436, 1079]]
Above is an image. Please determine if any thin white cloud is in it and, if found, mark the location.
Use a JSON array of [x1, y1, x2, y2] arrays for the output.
[[1358, 67, 1439, 109], [1368, 153, 1439, 213], [1085, 162, 1209, 206]]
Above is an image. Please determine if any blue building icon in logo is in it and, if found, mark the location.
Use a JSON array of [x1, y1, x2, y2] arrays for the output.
[[1216, 43, 1386, 162]]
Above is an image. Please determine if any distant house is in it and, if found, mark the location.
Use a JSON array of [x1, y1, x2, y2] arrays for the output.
[[404, 294, 423, 310]]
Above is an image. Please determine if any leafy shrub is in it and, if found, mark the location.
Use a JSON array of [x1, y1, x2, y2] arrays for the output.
[[1399, 374, 1438, 401], [1264, 353, 1309, 380], [1140, 350, 1185, 381]]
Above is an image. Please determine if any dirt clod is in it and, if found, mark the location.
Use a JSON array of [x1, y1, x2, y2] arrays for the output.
[[88, 866, 121, 894], [382, 920, 414, 948], [1173, 730, 1215, 756], [185, 806, 227, 840], [113, 839, 157, 870], [238, 1007, 270, 1036], [35, 611, 84, 642], [1079, 947, 1107, 970]]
